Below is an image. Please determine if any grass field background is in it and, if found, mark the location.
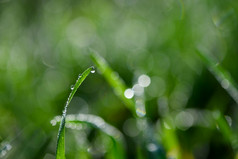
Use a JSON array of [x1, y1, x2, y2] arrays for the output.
[[1, 0, 238, 158]]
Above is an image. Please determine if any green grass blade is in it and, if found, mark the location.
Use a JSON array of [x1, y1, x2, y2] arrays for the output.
[[213, 111, 233, 141], [55, 66, 94, 159], [196, 50, 238, 150], [212, 110, 238, 149], [52, 114, 126, 159], [196, 49, 238, 104], [90, 52, 135, 114]]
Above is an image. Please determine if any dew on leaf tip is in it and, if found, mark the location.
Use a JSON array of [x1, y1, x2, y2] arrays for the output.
[[91, 67, 95, 73]]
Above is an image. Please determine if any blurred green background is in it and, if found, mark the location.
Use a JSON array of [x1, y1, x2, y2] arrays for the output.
[[1, 0, 238, 158]]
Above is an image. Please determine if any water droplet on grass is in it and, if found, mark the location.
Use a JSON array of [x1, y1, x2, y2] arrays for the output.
[[6, 144, 11, 151], [221, 79, 229, 89], [71, 85, 74, 90], [0, 142, 12, 157], [50, 119, 57, 126], [91, 66, 95, 73], [1, 150, 6, 157], [225, 115, 232, 127]]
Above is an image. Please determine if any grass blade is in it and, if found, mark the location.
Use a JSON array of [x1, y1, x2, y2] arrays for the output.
[[212, 110, 237, 148], [90, 52, 135, 114], [55, 66, 94, 159], [52, 114, 125, 159], [213, 111, 233, 140], [196, 49, 238, 104], [197, 49, 238, 152]]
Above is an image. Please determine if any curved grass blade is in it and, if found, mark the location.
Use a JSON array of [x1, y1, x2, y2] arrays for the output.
[[56, 66, 94, 159], [52, 114, 125, 159], [90, 52, 135, 115], [196, 49, 238, 104]]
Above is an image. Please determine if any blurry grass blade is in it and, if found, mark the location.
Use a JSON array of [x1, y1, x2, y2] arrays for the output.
[[56, 66, 94, 159], [161, 119, 181, 159], [197, 49, 238, 104], [53, 114, 123, 141], [212, 110, 236, 146], [52, 114, 126, 159], [90, 52, 135, 113]]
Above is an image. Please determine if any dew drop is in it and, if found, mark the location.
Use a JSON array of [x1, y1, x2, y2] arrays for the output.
[[90, 66, 95, 73], [70, 85, 74, 90], [0, 142, 12, 157], [221, 79, 229, 89], [6, 144, 12, 151], [1, 150, 6, 157], [225, 115, 232, 127], [50, 119, 57, 126]]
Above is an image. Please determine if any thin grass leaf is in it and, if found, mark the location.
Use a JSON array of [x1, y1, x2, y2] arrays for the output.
[[90, 52, 135, 114], [160, 118, 181, 159], [196, 49, 238, 104], [52, 114, 125, 159], [197, 49, 238, 153], [212, 110, 238, 150], [56, 66, 94, 159], [213, 111, 233, 140]]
